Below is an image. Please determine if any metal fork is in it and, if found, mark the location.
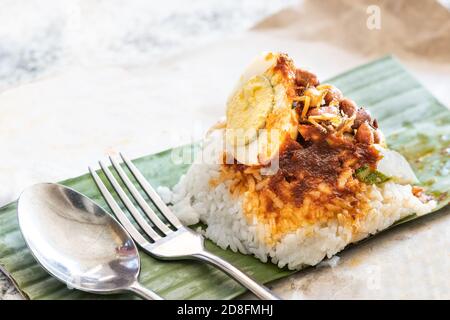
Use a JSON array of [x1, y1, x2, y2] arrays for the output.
[[89, 153, 279, 300]]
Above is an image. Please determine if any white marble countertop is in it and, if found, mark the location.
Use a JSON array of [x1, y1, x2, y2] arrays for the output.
[[0, 0, 296, 93], [1, 0, 449, 300]]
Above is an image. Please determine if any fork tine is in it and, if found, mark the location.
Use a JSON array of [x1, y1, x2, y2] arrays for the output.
[[89, 167, 151, 247], [120, 153, 183, 229], [109, 156, 173, 235], [98, 161, 162, 241]]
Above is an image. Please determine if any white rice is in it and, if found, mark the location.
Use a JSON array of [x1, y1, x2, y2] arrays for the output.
[[162, 162, 436, 270]]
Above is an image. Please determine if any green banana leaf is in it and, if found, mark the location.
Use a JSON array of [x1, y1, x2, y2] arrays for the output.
[[0, 56, 449, 299]]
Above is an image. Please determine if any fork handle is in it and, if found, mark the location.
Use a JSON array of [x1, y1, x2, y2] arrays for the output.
[[193, 251, 280, 300]]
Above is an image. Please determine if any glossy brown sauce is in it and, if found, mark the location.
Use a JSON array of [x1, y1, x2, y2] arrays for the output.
[[219, 133, 380, 236], [216, 60, 384, 242], [270, 135, 380, 209]]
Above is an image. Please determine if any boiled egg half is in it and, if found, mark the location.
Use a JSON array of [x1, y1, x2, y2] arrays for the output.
[[225, 52, 299, 166]]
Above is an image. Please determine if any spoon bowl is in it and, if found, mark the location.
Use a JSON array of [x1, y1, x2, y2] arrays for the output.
[[17, 183, 161, 299]]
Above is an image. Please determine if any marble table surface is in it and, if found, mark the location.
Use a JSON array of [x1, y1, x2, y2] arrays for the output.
[[1, 0, 449, 300]]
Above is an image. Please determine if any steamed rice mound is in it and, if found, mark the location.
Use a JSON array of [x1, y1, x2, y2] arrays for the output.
[[166, 162, 435, 270], [161, 53, 436, 270]]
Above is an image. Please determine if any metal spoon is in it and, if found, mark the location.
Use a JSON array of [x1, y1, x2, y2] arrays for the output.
[[17, 183, 162, 300]]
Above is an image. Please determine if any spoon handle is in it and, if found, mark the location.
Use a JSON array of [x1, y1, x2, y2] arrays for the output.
[[129, 282, 164, 300]]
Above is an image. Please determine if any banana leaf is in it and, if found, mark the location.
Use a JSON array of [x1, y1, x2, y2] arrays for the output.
[[0, 56, 449, 299]]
